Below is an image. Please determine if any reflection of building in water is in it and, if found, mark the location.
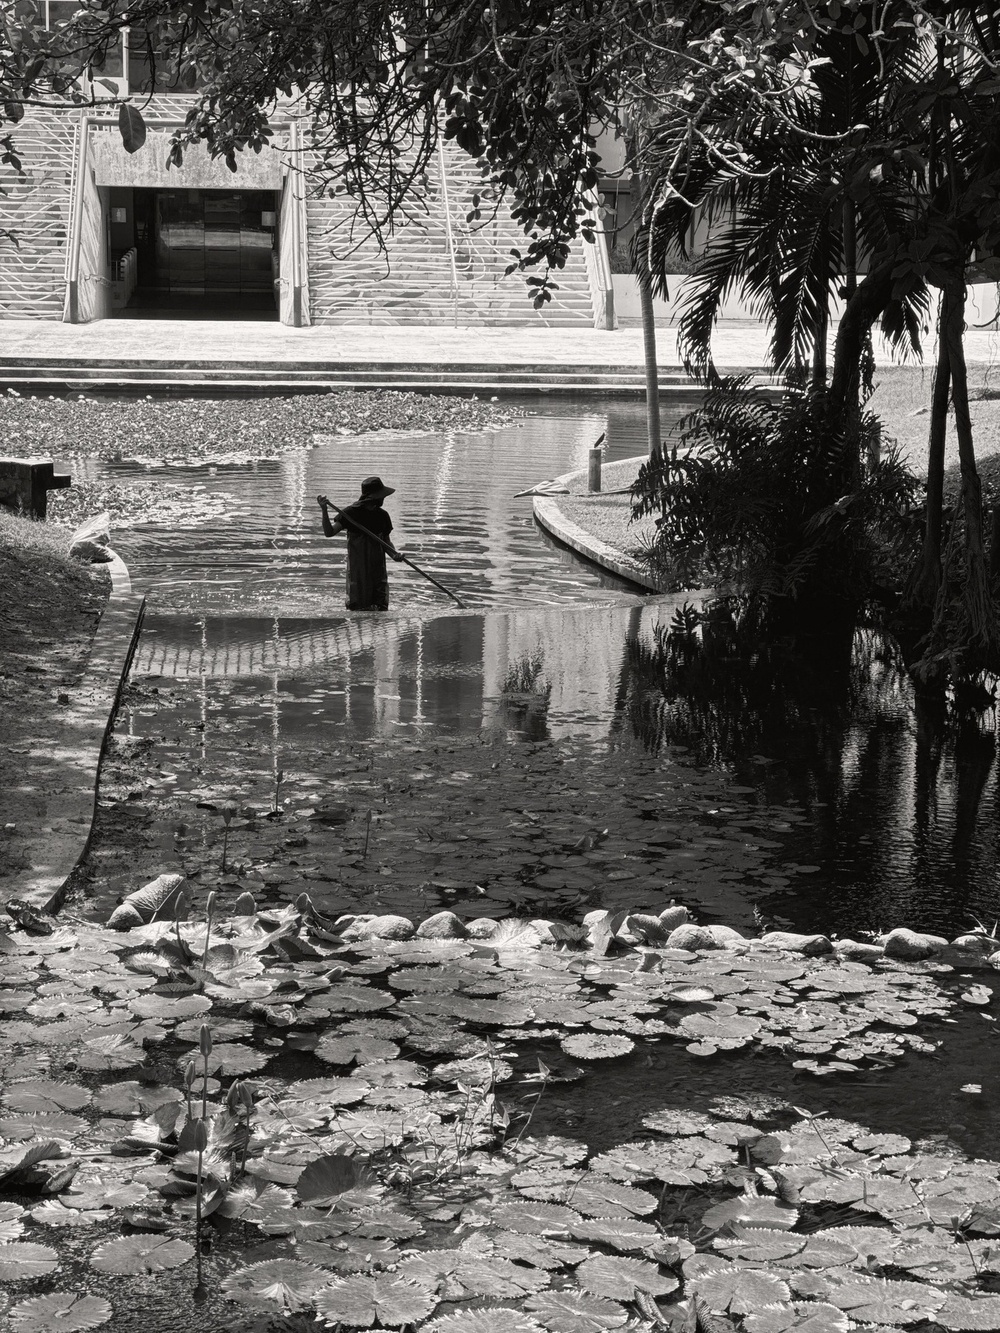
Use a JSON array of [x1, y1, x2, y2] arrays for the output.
[[134, 603, 689, 773]]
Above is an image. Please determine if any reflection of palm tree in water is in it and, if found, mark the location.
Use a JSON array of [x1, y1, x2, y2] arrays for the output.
[[610, 602, 1000, 934], [495, 652, 552, 742]]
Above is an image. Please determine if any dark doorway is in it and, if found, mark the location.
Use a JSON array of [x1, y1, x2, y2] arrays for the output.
[[121, 189, 279, 319]]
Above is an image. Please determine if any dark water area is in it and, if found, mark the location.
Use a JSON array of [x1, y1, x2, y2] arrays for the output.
[[85, 397, 1000, 943], [616, 609, 1000, 941]]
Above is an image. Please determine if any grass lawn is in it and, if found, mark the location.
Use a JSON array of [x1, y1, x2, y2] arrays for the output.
[[869, 363, 1000, 480]]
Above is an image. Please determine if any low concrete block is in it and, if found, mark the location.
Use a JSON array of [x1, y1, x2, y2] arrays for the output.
[[0, 457, 71, 519]]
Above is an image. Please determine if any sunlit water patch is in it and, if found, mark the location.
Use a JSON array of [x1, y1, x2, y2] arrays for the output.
[[69, 403, 679, 617]]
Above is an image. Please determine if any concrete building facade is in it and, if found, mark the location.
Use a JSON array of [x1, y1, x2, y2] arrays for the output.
[[0, 95, 617, 330]]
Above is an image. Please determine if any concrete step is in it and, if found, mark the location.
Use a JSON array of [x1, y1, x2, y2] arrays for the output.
[[0, 360, 776, 397], [0, 361, 691, 387]]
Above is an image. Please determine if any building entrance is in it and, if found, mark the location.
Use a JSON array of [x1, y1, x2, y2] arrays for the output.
[[115, 188, 280, 319]]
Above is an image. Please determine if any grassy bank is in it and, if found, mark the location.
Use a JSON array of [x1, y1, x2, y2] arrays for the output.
[[868, 363, 1000, 476]]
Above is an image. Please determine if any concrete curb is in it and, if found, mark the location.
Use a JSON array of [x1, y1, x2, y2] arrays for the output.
[[533, 454, 671, 593], [15, 578, 146, 913]]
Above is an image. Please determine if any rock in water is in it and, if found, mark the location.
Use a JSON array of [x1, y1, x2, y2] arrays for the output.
[[340, 914, 414, 941], [416, 911, 468, 939], [757, 931, 833, 955], [880, 927, 949, 960], [665, 924, 719, 951], [658, 905, 691, 932], [834, 938, 884, 962]]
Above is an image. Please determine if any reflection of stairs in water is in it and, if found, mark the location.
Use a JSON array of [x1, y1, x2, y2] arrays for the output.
[[135, 616, 428, 678]]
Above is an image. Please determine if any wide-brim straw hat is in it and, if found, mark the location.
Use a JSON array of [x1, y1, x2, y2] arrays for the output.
[[358, 476, 395, 501]]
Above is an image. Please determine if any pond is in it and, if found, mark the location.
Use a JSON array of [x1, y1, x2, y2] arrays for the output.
[[75, 397, 1000, 947]]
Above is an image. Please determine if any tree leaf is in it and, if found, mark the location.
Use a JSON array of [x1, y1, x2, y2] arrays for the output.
[[118, 103, 146, 154], [9, 1293, 112, 1332], [89, 1234, 194, 1274], [314, 1274, 437, 1328]]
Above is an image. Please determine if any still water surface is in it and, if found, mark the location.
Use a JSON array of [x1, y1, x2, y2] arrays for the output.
[[89, 398, 1000, 939]]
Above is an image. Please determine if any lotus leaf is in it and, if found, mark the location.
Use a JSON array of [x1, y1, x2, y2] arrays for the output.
[[524, 1289, 629, 1332], [8, 1293, 113, 1333], [487, 1230, 591, 1269], [702, 1196, 799, 1231], [76, 1034, 145, 1071], [570, 1217, 661, 1251], [715, 1229, 807, 1262], [316, 1035, 400, 1065], [685, 1257, 791, 1314], [504, 1136, 589, 1168], [89, 1234, 195, 1274], [0, 1242, 59, 1279], [744, 1301, 851, 1333], [284, 1077, 368, 1104], [576, 1252, 679, 1300], [590, 1137, 734, 1185], [221, 1258, 328, 1310], [2, 1079, 91, 1112], [296, 1153, 380, 1207], [559, 1033, 634, 1059], [30, 1202, 105, 1226], [129, 993, 212, 1020], [0, 1111, 88, 1139], [420, 1311, 545, 1332], [814, 1274, 946, 1324], [936, 1295, 1000, 1329], [491, 1200, 583, 1235], [398, 1249, 550, 1299]]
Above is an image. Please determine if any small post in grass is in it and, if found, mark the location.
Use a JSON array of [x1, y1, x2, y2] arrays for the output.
[[587, 432, 606, 493]]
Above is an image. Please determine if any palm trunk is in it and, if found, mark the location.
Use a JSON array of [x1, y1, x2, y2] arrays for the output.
[[912, 303, 951, 606], [828, 257, 895, 492], [942, 272, 994, 649], [634, 170, 662, 457]]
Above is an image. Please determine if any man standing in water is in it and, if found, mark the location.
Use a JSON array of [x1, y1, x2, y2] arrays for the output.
[[317, 477, 403, 611]]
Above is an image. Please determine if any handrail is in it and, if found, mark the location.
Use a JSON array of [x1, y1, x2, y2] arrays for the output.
[[436, 138, 461, 328], [65, 114, 90, 323], [287, 118, 307, 326], [581, 184, 616, 330]]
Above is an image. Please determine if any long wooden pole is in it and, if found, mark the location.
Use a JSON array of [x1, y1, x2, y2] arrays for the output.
[[318, 496, 466, 609]]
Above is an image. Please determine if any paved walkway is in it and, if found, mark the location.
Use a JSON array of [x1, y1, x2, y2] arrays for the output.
[[4, 317, 1000, 367]]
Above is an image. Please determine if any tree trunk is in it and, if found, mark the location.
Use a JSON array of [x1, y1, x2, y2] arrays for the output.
[[942, 273, 995, 649], [912, 303, 951, 607], [633, 170, 662, 458], [828, 257, 895, 493]]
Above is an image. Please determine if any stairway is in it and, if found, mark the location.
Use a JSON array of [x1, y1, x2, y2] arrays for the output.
[[0, 107, 78, 320], [0, 358, 728, 394], [306, 140, 598, 327]]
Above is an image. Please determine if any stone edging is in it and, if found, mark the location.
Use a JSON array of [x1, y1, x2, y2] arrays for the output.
[[16, 579, 146, 914], [532, 454, 670, 593]]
